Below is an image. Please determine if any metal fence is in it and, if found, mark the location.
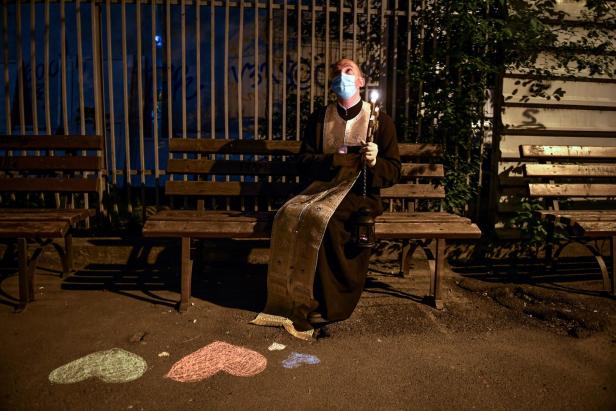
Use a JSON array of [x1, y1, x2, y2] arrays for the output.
[[1, 0, 419, 210]]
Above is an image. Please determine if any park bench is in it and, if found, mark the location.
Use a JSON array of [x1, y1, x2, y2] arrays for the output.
[[520, 144, 616, 295], [143, 138, 481, 312], [0, 135, 104, 310]]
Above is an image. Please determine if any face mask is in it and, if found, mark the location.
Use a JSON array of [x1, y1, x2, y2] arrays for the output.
[[331, 72, 357, 100]]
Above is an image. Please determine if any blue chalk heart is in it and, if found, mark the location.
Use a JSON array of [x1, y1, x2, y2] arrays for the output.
[[282, 352, 320, 369]]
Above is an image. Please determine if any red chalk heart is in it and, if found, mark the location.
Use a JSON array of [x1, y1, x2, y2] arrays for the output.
[[166, 341, 267, 382]]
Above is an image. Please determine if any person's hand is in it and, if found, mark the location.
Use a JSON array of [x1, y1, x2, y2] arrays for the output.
[[361, 141, 378, 168]]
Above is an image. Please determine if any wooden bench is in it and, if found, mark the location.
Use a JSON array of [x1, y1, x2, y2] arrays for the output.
[[143, 139, 481, 312], [0, 135, 104, 310], [520, 145, 616, 295]]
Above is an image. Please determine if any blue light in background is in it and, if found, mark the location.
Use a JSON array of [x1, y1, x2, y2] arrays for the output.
[[155, 35, 162, 48]]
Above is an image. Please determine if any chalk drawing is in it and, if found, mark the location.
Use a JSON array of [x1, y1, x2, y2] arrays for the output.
[[48, 348, 147, 384], [166, 341, 267, 383], [268, 342, 286, 351], [282, 352, 321, 369]]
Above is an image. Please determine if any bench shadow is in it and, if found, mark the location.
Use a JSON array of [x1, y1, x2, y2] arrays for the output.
[[364, 266, 425, 303], [61, 238, 180, 309], [450, 256, 611, 297]]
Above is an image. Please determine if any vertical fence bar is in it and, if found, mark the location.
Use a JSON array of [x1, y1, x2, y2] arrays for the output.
[[237, 0, 243, 141], [60, 0, 68, 206], [405, 0, 412, 140], [76, 0, 88, 212], [60, 0, 68, 136], [44, 0, 51, 136], [366, 0, 370, 55], [121, 0, 132, 212], [253, 0, 258, 140], [225, 0, 231, 210], [29, 0, 38, 136], [181, 0, 187, 141], [91, 0, 104, 214], [196, 0, 201, 140], [352, 0, 357, 61], [210, 0, 216, 208], [105, 0, 117, 185], [166, 0, 173, 193], [324, 0, 329, 103], [416, 0, 425, 140], [310, 0, 315, 112], [16, 0, 26, 136], [238, 0, 245, 211], [391, 0, 399, 120], [196, 0, 204, 210], [181, 0, 187, 209], [380, 0, 386, 109], [76, 0, 85, 136], [136, 0, 146, 213], [224, 0, 229, 141], [295, 0, 301, 140], [45, 0, 59, 207], [282, 0, 287, 140], [210, 0, 215, 140], [338, 0, 343, 60], [151, 0, 159, 203], [2, 0, 10, 134], [267, 0, 272, 140]]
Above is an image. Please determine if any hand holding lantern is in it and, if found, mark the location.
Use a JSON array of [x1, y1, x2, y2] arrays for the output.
[[353, 89, 381, 249]]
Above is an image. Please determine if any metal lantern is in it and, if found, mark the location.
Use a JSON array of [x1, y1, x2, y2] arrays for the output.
[[352, 90, 380, 249], [353, 207, 376, 248]]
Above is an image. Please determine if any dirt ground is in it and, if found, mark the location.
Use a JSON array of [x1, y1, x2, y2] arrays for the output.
[[0, 237, 615, 411]]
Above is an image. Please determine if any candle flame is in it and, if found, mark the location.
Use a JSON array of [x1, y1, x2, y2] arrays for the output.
[[369, 89, 380, 103]]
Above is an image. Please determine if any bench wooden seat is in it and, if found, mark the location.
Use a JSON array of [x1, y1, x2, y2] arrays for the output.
[[520, 145, 616, 294], [143, 138, 481, 312], [0, 135, 104, 310]]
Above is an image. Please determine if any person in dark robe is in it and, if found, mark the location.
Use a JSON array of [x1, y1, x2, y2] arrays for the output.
[[297, 58, 401, 327]]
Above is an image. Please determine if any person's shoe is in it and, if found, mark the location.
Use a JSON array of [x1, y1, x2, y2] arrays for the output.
[[308, 311, 329, 325]]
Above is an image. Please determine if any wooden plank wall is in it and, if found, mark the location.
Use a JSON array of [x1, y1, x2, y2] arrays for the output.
[[493, 1, 616, 238]]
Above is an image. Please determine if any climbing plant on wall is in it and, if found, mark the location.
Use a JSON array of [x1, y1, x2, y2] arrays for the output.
[[404, 0, 615, 219]]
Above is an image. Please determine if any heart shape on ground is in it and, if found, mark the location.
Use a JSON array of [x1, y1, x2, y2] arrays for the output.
[[49, 348, 147, 384], [166, 341, 267, 382]]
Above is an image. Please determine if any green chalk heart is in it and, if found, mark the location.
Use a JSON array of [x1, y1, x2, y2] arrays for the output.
[[49, 348, 147, 384]]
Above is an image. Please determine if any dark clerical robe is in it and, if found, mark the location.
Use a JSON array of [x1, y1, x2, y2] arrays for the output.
[[298, 101, 401, 324], [252, 100, 400, 338]]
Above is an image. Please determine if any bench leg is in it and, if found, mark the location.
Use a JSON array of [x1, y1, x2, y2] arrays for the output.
[[544, 222, 555, 273], [611, 236, 615, 296], [179, 237, 193, 313], [399, 240, 419, 277], [56, 233, 74, 278], [426, 239, 445, 310], [16, 238, 29, 312]]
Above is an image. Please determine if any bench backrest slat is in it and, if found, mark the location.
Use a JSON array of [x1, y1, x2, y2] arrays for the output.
[[0, 135, 104, 150], [529, 183, 616, 198], [521, 145, 616, 160], [0, 156, 103, 172], [167, 159, 299, 176], [169, 138, 301, 155], [166, 181, 300, 197], [0, 177, 100, 193], [524, 164, 616, 178]]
